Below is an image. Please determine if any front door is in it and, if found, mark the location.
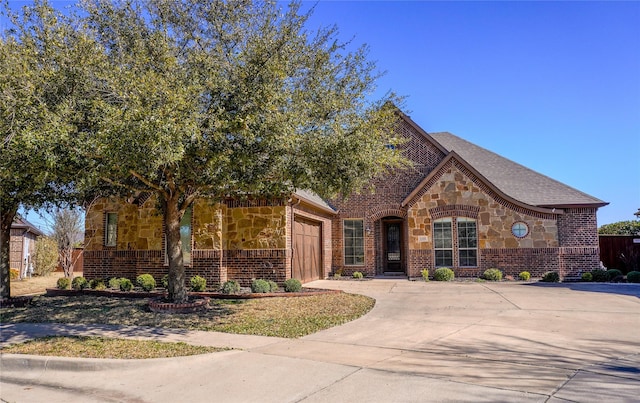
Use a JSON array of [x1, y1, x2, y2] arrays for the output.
[[383, 220, 403, 272]]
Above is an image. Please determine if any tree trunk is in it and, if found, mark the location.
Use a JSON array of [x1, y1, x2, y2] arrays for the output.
[[1, 208, 18, 299], [162, 195, 188, 303]]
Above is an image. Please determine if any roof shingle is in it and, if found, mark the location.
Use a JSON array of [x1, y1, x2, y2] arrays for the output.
[[429, 132, 607, 208]]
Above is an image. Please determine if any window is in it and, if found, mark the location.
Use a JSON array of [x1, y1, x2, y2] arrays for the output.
[[457, 218, 477, 267], [181, 207, 192, 265], [105, 212, 117, 247], [433, 217, 477, 267], [164, 207, 192, 265], [433, 218, 453, 267], [512, 222, 529, 238], [344, 219, 364, 265]]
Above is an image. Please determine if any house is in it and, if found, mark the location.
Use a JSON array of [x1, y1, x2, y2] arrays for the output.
[[9, 216, 44, 278], [83, 111, 607, 285]]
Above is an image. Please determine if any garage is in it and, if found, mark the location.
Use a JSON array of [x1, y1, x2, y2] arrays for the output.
[[293, 217, 322, 283]]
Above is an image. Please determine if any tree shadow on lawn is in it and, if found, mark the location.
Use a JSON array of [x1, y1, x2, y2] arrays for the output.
[[0, 295, 240, 346], [523, 282, 640, 298]]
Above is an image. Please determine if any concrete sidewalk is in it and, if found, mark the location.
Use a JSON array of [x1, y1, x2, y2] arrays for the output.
[[2, 280, 640, 402]]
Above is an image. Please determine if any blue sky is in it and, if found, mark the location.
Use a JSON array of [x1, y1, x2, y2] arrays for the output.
[[13, 1, 640, 230], [303, 1, 640, 226]]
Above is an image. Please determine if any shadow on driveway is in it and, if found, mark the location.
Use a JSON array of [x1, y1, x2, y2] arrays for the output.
[[523, 282, 640, 297]]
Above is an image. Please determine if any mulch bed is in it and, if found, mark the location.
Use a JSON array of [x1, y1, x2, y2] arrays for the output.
[[44, 287, 341, 299]]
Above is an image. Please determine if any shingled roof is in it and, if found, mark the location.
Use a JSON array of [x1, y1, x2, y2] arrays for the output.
[[428, 132, 607, 208]]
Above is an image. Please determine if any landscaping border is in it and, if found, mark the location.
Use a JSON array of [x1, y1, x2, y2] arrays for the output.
[[43, 288, 341, 299]]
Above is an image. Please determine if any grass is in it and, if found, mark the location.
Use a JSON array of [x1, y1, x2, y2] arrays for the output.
[[0, 336, 226, 359], [9, 272, 75, 297], [0, 293, 375, 338]]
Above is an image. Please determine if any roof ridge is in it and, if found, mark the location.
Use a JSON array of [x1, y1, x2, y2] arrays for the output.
[[429, 132, 607, 207]]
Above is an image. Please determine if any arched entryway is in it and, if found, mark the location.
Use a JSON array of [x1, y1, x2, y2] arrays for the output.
[[378, 216, 406, 275]]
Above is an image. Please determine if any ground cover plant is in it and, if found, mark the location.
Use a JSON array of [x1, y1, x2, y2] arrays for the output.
[[0, 293, 375, 338], [0, 336, 225, 359]]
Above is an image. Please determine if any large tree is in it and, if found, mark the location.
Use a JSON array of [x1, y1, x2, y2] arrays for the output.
[[75, 0, 407, 303], [0, 1, 96, 298]]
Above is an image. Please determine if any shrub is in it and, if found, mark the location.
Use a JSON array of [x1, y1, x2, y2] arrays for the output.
[[9, 268, 19, 280], [284, 278, 302, 292], [251, 279, 270, 293], [32, 236, 58, 276], [190, 275, 207, 292], [352, 271, 363, 279], [433, 267, 455, 281], [606, 269, 623, 281], [333, 273, 342, 279], [541, 271, 560, 283], [71, 276, 88, 290], [161, 274, 169, 288], [421, 269, 429, 282], [108, 277, 122, 289], [590, 269, 608, 282], [136, 274, 156, 292], [482, 268, 502, 281], [581, 272, 593, 282], [90, 279, 106, 290], [57, 277, 70, 289], [119, 278, 133, 292], [627, 271, 640, 283], [221, 280, 240, 294], [519, 271, 531, 281], [268, 280, 279, 292]]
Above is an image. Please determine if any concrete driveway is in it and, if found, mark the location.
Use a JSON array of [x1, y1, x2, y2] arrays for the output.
[[2, 280, 639, 402]]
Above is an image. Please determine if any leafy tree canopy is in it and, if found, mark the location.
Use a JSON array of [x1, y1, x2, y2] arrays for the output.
[[2, 0, 408, 302], [0, 0, 96, 298], [598, 220, 640, 236]]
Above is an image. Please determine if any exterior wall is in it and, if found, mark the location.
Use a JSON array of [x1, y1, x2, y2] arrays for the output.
[[83, 195, 331, 287], [9, 229, 39, 276], [405, 160, 600, 279], [330, 119, 447, 276]]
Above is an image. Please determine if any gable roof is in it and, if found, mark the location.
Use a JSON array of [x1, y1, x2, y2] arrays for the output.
[[427, 132, 607, 208], [12, 216, 45, 237], [293, 189, 337, 215]]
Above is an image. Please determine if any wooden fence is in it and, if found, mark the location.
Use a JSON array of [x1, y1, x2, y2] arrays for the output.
[[56, 248, 84, 274], [599, 235, 640, 273]]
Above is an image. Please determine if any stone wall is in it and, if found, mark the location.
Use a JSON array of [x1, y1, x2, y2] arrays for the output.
[[407, 160, 559, 252]]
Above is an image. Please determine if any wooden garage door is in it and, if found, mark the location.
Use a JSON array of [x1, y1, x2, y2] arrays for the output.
[[293, 217, 322, 283]]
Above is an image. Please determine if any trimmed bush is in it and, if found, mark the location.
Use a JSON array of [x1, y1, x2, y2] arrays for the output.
[[590, 269, 608, 282], [421, 269, 429, 282], [627, 271, 640, 283], [483, 268, 502, 281], [136, 274, 156, 292], [119, 278, 133, 292], [90, 279, 106, 290], [71, 276, 88, 290], [57, 277, 70, 289], [161, 274, 169, 288], [108, 277, 122, 289], [541, 271, 560, 283], [9, 268, 19, 280], [581, 272, 593, 282], [352, 271, 363, 279], [268, 280, 279, 292], [433, 267, 455, 281], [251, 279, 270, 293], [519, 271, 531, 281], [190, 275, 207, 292], [606, 269, 623, 281], [221, 280, 240, 294], [284, 278, 302, 292]]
